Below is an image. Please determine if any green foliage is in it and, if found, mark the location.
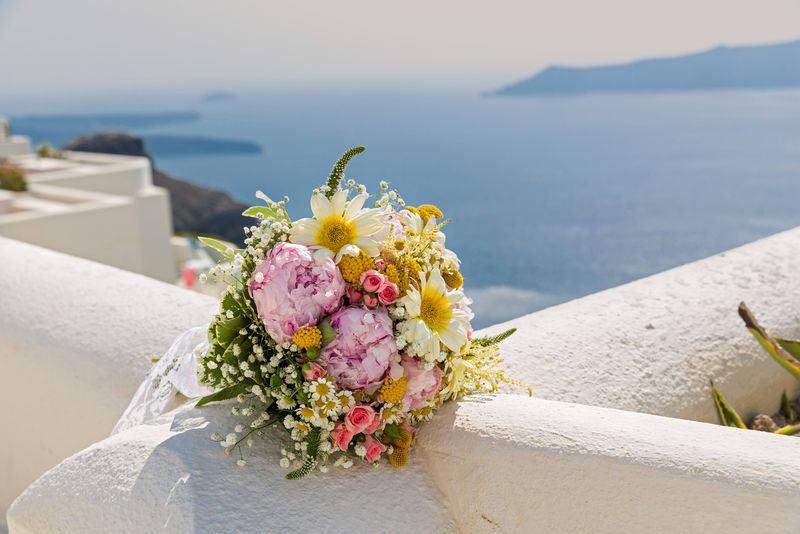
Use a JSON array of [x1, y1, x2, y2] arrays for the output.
[[775, 337, 800, 363], [738, 302, 800, 382], [0, 164, 26, 191], [471, 328, 517, 347], [780, 391, 795, 421], [383, 423, 401, 440], [198, 236, 237, 258], [196, 381, 253, 407], [319, 319, 338, 347], [242, 205, 289, 222], [35, 143, 63, 159], [775, 423, 800, 436], [286, 427, 321, 480], [324, 146, 365, 198], [710, 381, 746, 429]]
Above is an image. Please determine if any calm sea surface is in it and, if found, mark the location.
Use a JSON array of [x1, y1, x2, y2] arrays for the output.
[[15, 90, 800, 326]]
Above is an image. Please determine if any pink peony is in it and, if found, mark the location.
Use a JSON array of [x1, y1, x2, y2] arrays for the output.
[[360, 270, 384, 292], [378, 281, 399, 305], [248, 242, 345, 344], [303, 362, 326, 381], [363, 435, 387, 462], [319, 306, 398, 393], [345, 405, 377, 433], [331, 422, 354, 451], [400, 354, 443, 411]]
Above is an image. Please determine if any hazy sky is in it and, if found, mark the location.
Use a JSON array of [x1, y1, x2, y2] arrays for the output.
[[1, 0, 799, 97]]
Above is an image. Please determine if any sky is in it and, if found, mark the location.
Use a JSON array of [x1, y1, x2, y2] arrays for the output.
[[0, 0, 799, 97]]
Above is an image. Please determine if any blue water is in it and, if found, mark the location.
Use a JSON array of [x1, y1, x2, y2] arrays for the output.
[[13, 90, 800, 326]]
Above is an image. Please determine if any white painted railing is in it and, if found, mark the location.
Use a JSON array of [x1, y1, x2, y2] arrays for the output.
[[3, 227, 800, 533]]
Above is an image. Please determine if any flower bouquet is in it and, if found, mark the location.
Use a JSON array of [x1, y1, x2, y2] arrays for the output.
[[196, 147, 528, 479]]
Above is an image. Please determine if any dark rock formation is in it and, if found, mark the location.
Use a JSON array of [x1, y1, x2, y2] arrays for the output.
[[63, 132, 249, 244]]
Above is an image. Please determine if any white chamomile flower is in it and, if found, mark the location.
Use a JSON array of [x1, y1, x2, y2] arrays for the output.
[[399, 268, 470, 362], [289, 190, 386, 264]]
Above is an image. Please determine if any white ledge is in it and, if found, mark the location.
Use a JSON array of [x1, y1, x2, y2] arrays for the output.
[[494, 225, 800, 423], [4, 226, 800, 532]]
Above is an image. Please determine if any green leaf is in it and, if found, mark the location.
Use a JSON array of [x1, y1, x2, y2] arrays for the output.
[[221, 335, 251, 366], [780, 391, 795, 421], [319, 319, 338, 347], [306, 347, 320, 360], [297, 389, 310, 405], [776, 337, 800, 363], [196, 381, 252, 407], [383, 423, 401, 439], [775, 423, 800, 436], [472, 327, 517, 347], [151, 357, 160, 363], [215, 317, 247, 347], [286, 427, 321, 480], [711, 381, 746, 429], [242, 205, 289, 222], [198, 236, 236, 258], [270, 375, 282, 389], [738, 303, 800, 382]]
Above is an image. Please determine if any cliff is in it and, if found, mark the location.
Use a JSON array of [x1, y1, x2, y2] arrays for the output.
[[494, 39, 800, 96], [62, 132, 249, 244]]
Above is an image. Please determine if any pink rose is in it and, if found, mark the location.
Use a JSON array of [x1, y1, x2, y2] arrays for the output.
[[303, 362, 326, 381], [363, 435, 387, 462], [345, 405, 377, 433], [400, 354, 443, 411], [331, 422, 354, 451], [346, 285, 363, 305], [364, 294, 379, 308], [248, 242, 345, 344], [319, 307, 398, 393], [378, 281, 399, 305], [360, 270, 384, 292], [375, 258, 386, 270], [363, 413, 382, 434]]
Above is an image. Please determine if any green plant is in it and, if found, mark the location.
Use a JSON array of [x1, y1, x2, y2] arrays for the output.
[[0, 164, 26, 191], [710, 302, 800, 436], [36, 142, 63, 159]]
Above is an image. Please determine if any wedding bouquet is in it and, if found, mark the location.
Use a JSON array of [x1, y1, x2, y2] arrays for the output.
[[197, 147, 527, 479]]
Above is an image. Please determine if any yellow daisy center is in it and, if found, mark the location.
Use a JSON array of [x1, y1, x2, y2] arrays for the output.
[[419, 288, 453, 333], [316, 215, 355, 254], [314, 383, 331, 398]]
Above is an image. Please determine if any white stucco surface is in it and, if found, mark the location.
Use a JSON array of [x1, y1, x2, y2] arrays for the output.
[[0, 237, 217, 528], [1, 151, 176, 282], [3, 226, 800, 532], [8, 395, 800, 533], [492, 225, 800, 424], [0, 136, 31, 157]]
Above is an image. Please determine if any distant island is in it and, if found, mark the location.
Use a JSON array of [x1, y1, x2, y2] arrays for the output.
[[493, 39, 800, 96], [202, 91, 236, 102]]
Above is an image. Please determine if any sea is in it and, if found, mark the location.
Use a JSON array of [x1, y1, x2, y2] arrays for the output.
[[9, 89, 800, 328]]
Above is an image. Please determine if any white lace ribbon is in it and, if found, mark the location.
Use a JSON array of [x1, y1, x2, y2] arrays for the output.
[[112, 324, 217, 435]]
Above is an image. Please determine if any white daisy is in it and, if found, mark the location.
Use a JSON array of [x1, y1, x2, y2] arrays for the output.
[[290, 190, 386, 264], [399, 268, 470, 362]]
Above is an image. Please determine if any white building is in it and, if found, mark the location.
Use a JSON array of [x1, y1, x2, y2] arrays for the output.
[[0, 132, 176, 283]]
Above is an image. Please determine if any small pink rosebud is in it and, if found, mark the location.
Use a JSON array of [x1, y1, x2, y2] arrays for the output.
[[360, 270, 385, 293], [302, 362, 326, 380], [363, 434, 387, 462], [345, 405, 378, 433], [378, 281, 399, 305], [374, 258, 386, 270], [331, 422, 355, 451], [364, 294, 379, 308]]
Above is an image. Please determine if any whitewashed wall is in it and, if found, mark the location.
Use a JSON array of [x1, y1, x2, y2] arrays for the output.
[[0, 237, 217, 531], [3, 226, 800, 532]]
